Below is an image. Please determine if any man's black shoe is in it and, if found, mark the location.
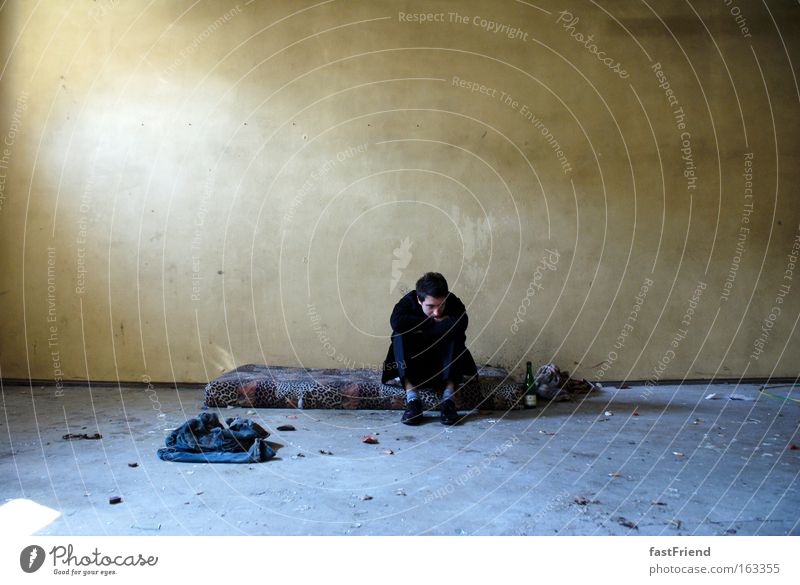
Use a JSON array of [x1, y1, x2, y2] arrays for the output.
[[401, 399, 424, 425], [440, 399, 460, 426]]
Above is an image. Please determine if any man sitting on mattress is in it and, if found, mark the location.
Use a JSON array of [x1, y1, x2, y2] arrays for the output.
[[382, 272, 477, 426]]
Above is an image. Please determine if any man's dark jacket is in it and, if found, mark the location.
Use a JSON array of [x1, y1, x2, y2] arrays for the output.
[[381, 291, 477, 384]]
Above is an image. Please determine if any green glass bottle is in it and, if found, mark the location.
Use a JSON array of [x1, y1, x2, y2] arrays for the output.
[[524, 361, 537, 408]]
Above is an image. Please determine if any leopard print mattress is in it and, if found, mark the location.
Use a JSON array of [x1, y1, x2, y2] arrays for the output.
[[204, 364, 523, 410]]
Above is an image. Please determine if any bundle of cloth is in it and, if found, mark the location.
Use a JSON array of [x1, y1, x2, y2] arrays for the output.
[[534, 362, 600, 402], [157, 412, 276, 463]]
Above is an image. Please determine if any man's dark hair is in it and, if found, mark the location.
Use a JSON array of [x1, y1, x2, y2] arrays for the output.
[[416, 272, 449, 301]]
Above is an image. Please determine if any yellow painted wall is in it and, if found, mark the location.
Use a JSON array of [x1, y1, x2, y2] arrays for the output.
[[1, 0, 798, 385]]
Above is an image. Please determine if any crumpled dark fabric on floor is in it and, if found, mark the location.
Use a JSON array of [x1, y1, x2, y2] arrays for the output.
[[157, 412, 275, 463]]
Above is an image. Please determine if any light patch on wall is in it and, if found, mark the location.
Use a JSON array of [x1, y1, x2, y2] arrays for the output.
[[390, 236, 413, 293], [201, 343, 236, 374], [451, 205, 492, 288]]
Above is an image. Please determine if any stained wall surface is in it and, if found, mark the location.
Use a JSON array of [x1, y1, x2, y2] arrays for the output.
[[0, 0, 798, 384]]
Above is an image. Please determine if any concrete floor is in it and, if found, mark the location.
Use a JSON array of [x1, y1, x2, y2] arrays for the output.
[[1, 381, 798, 536]]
